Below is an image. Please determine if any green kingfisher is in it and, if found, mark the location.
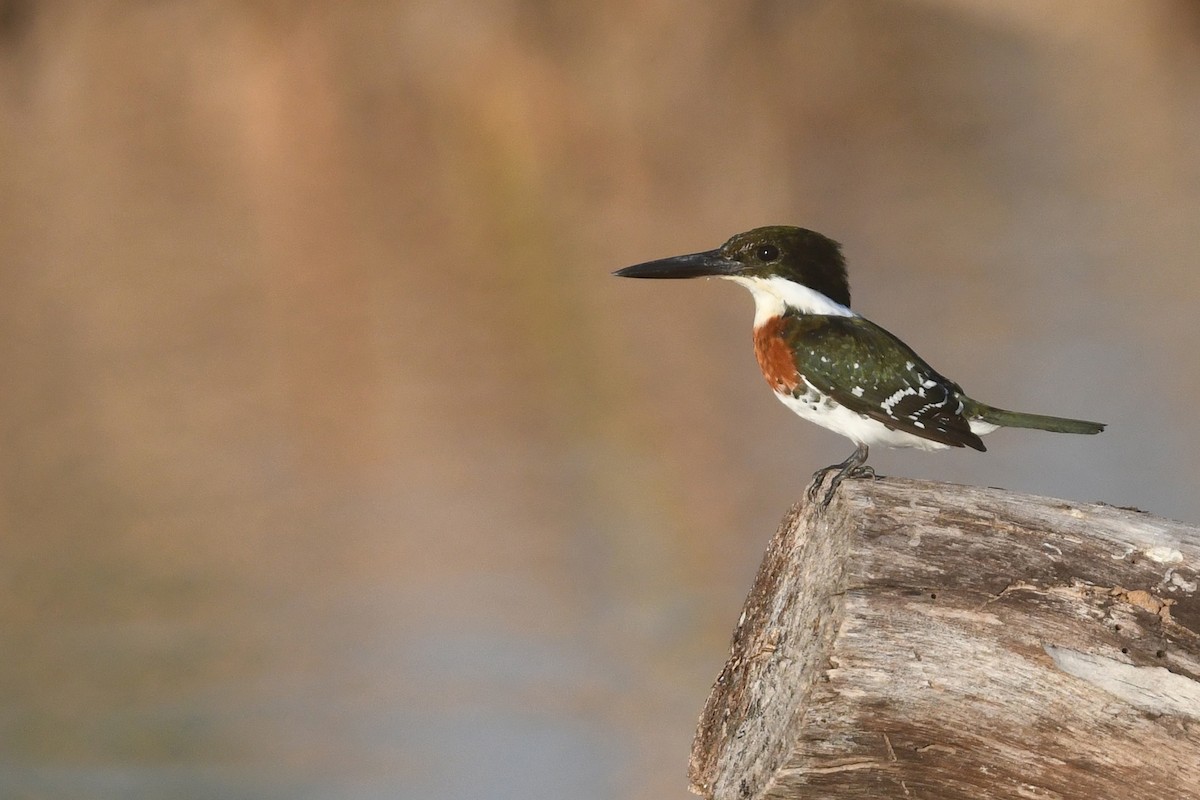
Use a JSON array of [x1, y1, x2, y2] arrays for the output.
[[615, 226, 1106, 503]]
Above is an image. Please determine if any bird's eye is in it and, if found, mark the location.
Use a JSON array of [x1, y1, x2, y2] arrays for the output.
[[756, 245, 780, 262]]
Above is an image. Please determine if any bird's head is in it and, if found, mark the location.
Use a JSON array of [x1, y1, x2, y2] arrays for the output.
[[614, 226, 852, 317]]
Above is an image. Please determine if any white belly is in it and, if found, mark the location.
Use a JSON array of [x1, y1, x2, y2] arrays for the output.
[[774, 383, 995, 451]]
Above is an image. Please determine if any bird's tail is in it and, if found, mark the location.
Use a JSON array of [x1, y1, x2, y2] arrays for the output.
[[969, 401, 1106, 435]]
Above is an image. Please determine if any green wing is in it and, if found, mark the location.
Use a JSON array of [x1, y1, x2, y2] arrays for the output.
[[780, 314, 985, 450]]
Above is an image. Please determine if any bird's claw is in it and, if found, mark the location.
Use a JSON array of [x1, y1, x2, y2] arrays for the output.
[[807, 444, 873, 507], [849, 465, 875, 481], [805, 465, 845, 502]]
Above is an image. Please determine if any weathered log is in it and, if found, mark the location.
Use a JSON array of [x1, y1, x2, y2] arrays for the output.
[[690, 477, 1200, 800]]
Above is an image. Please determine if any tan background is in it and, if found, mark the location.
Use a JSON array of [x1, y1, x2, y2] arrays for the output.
[[1, 2, 1198, 798]]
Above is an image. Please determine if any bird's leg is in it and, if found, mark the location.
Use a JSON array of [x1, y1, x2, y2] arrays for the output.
[[807, 443, 872, 506]]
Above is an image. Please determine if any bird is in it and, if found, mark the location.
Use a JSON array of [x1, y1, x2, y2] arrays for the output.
[[614, 225, 1105, 504]]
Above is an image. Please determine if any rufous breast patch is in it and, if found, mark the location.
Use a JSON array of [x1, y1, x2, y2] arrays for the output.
[[753, 316, 801, 393]]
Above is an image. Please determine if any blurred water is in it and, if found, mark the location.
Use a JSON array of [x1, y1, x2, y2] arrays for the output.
[[1, 2, 1198, 799]]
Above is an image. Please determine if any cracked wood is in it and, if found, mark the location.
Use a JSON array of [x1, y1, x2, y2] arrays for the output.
[[690, 477, 1200, 800]]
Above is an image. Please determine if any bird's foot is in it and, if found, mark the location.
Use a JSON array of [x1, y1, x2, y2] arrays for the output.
[[806, 444, 873, 507], [848, 464, 876, 481]]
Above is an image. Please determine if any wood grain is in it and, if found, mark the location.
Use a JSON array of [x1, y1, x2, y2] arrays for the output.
[[690, 476, 1200, 800]]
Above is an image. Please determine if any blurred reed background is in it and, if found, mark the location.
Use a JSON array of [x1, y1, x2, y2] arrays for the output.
[[1, 2, 1198, 798]]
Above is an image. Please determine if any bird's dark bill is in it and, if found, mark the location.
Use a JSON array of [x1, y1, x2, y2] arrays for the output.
[[614, 249, 741, 279]]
